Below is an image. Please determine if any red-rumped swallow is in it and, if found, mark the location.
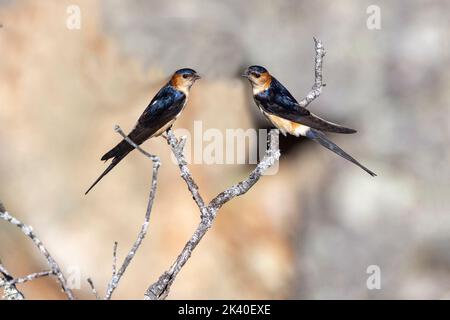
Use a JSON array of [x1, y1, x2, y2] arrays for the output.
[[243, 65, 376, 176], [85, 68, 201, 194]]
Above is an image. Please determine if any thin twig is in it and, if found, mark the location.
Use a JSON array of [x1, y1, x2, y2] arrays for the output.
[[0, 261, 25, 300], [297, 37, 326, 108], [87, 278, 101, 300], [0, 269, 53, 287], [103, 125, 161, 300], [0, 38, 323, 300], [166, 133, 209, 218], [0, 212, 74, 299], [113, 125, 159, 161], [208, 130, 280, 212]]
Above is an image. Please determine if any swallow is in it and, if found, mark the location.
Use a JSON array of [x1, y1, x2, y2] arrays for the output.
[[85, 68, 201, 194], [242, 65, 376, 176]]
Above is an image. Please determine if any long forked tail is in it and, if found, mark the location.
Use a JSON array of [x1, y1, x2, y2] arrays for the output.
[[84, 152, 129, 195], [85, 132, 141, 195], [307, 129, 377, 177]]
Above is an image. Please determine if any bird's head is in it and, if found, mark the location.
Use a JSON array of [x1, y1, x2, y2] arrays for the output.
[[171, 68, 201, 94], [242, 65, 272, 94]]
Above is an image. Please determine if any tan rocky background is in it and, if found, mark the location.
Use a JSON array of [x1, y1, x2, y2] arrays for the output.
[[1, 0, 449, 299]]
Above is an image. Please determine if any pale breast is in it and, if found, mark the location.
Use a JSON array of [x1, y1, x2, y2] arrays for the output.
[[153, 119, 176, 137], [264, 112, 310, 137]]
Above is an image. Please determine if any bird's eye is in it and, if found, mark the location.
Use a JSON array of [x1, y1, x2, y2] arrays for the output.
[[252, 72, 260, 78], [182, 74, 189, 79]]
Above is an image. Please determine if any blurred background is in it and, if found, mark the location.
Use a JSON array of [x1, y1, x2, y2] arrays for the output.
[[1, 0, 449, 299]]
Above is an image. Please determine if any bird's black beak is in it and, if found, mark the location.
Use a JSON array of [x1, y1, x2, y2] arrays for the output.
[[193, 74, 201, 80], [241, 73, 249, 78]]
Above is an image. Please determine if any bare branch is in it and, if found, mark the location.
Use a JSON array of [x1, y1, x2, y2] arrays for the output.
[[144, 129, 280, 300], [87, 278, 101, 300], [112, 241, 118, 277], [0, 211, 74, 299], [114, 125, 159, 162], [103, 125, 161, 300], [0, 261, 25, 300], [165, 131, 209, 218], [0, 269, 53, 287], [297, 37, 326, 108]]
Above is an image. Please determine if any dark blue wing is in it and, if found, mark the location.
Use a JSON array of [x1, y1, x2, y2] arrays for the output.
[[86, 85, 186, 194], [271, 77, 299, 108], [257, 78, 356, 134], [137, 85, 185, 128]]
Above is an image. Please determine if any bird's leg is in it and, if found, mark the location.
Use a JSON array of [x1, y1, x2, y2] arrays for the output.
[[161, 125, 173, 140]]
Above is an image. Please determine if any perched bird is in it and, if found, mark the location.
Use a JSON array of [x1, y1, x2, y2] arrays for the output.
[[85, 68, 201, 194], [242, 65, 376, 176]]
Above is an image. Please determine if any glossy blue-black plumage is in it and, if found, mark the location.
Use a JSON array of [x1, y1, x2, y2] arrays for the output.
[[85, 71, 194, 194], [254, 77, 356, 134], [255, 77, 305, 113], [174, 68, 197, 75], [102, 84, 186, 163], [246, 66, 376, 176], [247, 65, 268, 74]]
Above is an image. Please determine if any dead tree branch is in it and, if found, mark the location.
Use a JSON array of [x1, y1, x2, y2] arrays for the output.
[[297, 37, 326, 108], [0, 269, 53, 287], [0, 209, 74, 299], [86, 278, 101, 300], [165, 133, 209, 218], [144, 129, 280, 300]]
